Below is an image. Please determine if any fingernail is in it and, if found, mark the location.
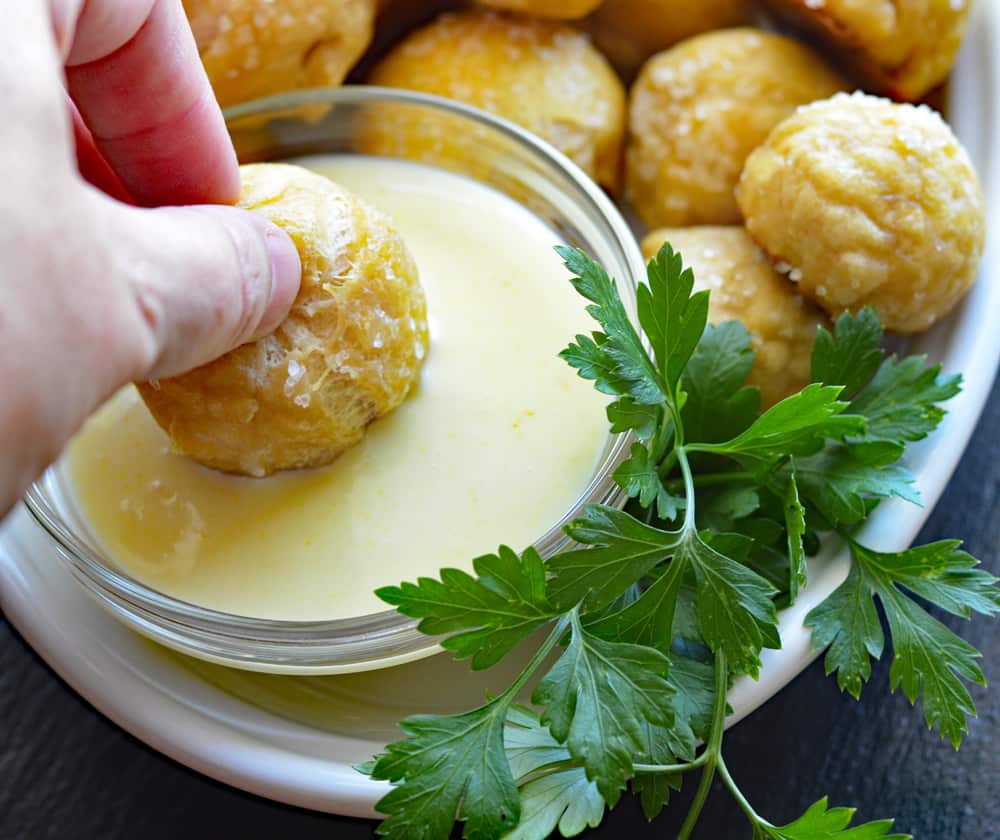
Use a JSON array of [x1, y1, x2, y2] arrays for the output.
[[257, 224, 301, 337]]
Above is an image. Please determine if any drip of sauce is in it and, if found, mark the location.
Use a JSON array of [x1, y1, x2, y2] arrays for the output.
[[67, 155, 609, 621]]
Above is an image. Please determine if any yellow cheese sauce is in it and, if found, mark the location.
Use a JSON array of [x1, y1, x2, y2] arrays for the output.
[[67, 156, 609, 621]]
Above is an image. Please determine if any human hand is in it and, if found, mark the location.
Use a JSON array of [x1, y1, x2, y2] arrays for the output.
[[0, 0, 301, 515]]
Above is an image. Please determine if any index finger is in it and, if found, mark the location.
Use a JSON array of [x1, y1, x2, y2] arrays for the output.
[[64, 0, 239, 207]]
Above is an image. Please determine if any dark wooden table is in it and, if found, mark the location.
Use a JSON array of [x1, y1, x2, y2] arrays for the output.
[[1, 379, 997, 840]]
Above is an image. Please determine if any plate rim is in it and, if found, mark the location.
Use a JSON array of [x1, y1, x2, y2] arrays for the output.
[[2, 3, 999, 820]]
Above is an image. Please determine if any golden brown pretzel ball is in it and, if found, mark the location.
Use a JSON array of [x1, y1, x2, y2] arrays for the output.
[[761, 0, 971, 101], [585, 0, 753, 80], [641, 227, 825, 406], [367, 11, 626, 191], [184, 0, 376, 108], [737, 92, 985, 334], [139, 164, 428, 477], [626, 28, 848, 228], [475, 0, 603, 19]]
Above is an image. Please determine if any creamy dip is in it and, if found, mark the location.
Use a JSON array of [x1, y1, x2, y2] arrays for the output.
[[67, 155, 608, 620]]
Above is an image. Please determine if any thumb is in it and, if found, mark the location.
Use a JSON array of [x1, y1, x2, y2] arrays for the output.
[[106, 198, 302, 380]]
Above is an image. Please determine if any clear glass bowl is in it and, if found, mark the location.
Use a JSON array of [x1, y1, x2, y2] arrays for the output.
[[23, 87, 645, 674]]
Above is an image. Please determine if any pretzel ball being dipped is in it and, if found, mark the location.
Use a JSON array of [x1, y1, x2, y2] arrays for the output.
[[138, 164, 429, 477], [366, 10, 626, 192], [184, 0, 376, 107], [761, 0, 971, 102], [585, 0, 753, 80], [626, 28, 849, 228], [737, 92, 985, 334], [642, 227, 826, 406], [475, 0, 603, 18]]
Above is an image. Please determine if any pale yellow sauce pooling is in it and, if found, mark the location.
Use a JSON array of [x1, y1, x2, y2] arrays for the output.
[[67, 156, 608, 620]]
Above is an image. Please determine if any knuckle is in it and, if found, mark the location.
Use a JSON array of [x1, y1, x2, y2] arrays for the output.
[[127, 273, 168, 371], [216, 211, 271, 343]]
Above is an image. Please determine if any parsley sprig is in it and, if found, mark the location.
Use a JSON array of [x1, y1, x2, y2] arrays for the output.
[[362, 244, 1000, 839]]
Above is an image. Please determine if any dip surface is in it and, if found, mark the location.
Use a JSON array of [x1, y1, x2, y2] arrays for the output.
[[67, 155, 609, 620]]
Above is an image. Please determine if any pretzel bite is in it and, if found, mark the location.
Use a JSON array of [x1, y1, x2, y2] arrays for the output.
[[184, 0, 376, 107], [475, 0, 603, 18], [585, 0, 753, 80], [626, 28, 848, 228], [737, 92, 985, 333], [761, 0, 971, 101], [366, 10, 626, 191], [139, 164, 429, 477], [642, 227, 825, 406]]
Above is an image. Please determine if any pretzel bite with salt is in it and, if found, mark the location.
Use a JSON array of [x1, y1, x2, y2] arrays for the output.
[[366, 10, 626, 192], [626, 28, 848, 228], [761, 0, 971, 101], [184, 0, 376, 107], [139, 164, 429, 477], [737, 92, 985, 333]]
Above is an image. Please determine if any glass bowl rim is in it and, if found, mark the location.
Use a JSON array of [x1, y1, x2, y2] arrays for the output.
[[22, 84, 646, 667]]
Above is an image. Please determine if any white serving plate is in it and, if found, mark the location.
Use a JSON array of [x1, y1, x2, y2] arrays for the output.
[[1, 2, 998, 820]]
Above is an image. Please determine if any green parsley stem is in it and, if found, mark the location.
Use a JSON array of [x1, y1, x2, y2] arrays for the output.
[[631, 753, 708, 774], [514, 758, 583, 783], [717, 753, 770, 829], [667, 390, 686, 450], [504, 613, 571, 701], [664, 470, 754, 493], [656, 447, 679, 480], [676, 761, 717, 840], [677, 446, 697, 532], [651, 409, 676, 465], [663, 386, 701, 532], [676, 650, 729, 840]]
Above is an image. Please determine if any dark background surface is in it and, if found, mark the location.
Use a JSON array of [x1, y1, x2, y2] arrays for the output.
[[1, 379, 997, 840]]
